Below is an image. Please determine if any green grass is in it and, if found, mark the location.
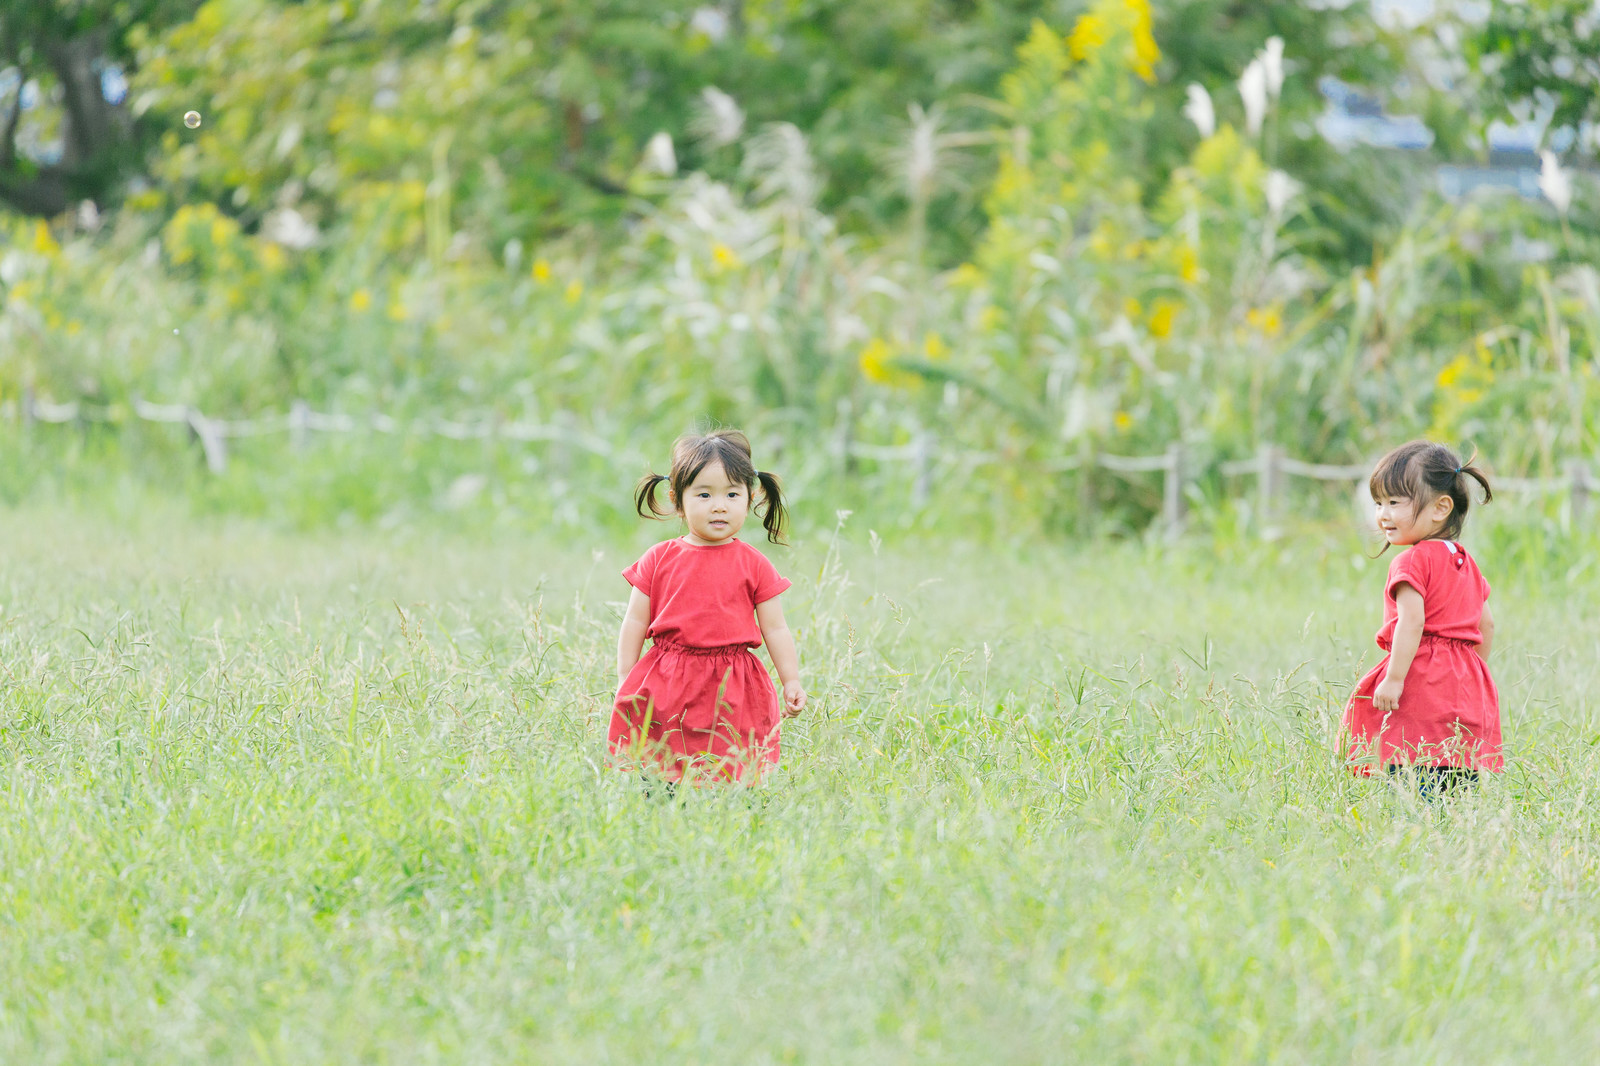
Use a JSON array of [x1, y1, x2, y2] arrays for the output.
[[2, 502, 1599, 1063]]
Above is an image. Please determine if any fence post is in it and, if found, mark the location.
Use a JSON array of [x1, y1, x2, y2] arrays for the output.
[[834, 398, 856, 475], [911, 430, 933, 510], [1256, 443, 1284, 530], [289, 400, 310, 451], [1569, 459, 1592, 528], [187, 407, 228, 474], [1162, 442, 1186, 534], [1077, 437, 1097, 533]]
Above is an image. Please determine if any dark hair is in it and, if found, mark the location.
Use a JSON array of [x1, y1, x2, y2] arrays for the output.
[[635, 429, 788, 544], [1368, 440, 1492, 546]]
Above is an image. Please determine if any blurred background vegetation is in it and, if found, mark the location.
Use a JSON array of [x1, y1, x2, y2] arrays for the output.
[[1, 0, 1597, 537]]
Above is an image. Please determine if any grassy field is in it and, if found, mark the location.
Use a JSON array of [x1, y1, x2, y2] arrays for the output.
[[2, 502, 1599, 1063]]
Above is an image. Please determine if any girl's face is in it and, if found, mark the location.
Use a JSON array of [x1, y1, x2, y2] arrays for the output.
[[1374, 490, 1453, 546], [674, 460, 750, 545]]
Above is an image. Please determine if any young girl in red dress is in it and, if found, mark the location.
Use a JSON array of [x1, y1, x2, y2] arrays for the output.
[[611, 430, 806, 785], [1345, 441, 1499, 798]]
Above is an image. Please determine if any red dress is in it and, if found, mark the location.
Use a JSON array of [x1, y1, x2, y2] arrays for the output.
[[1344, 539, 1502, 773], [609, 537, 791, 782]]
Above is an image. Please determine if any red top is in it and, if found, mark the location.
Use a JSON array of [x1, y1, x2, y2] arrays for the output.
[[1376, 538, 1490, 649], [623, 537, 791, 649]]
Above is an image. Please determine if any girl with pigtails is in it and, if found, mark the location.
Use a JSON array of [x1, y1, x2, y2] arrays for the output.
[[1345, 441, 1501, 798], [611, 430, 805, 786]]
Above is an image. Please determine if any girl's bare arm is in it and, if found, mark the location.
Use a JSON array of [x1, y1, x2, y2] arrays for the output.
[[616, 587, 651, 684], [1478, 601, 1494, 661], [1374, 583, 1424, 713], [756, 597, 806, 716]]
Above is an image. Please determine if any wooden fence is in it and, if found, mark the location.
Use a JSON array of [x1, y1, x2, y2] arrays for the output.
[[8, 388, 1595, 530], [836, 432, 1595, 531]]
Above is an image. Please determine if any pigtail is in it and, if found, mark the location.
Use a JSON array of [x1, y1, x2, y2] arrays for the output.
[[635, 473, 673, 520], [755, 470, 789, 544], [1458, 450, 1493, 506]]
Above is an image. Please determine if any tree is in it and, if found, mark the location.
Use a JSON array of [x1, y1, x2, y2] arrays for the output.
[[0, 0, 201, 216], [1468, 0, 1600, 146]]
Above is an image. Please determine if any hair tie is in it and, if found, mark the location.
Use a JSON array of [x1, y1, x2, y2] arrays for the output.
[[1454, 465, 1463, 475]]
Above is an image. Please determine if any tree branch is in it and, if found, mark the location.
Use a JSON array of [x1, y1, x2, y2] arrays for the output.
[[1, 35, 22, 170], [1, 75, 22, 172]]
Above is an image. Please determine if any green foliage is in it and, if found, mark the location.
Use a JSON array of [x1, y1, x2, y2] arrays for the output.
[[3, 0, 1599, 535], [1469, 0, 1600, 135]]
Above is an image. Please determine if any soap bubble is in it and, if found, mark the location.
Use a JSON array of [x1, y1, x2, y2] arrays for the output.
[[173, 328, 180, 335], [183, 111, 202, 129]]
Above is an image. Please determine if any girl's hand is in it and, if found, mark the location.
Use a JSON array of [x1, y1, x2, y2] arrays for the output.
[[782, 679, 806, 717], [1374, 676, 1405, 713]]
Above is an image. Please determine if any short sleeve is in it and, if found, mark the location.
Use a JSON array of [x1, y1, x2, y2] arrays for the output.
[[1386, 544, 1433, 603], [747, 546, 792, 605], [622, 543, 660, 596]]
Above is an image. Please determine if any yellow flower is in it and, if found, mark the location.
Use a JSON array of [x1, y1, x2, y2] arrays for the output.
[[1147, 299, 1179, 339], [1246, 306, 1282, 337], [32, 221, 58, 255], [398, 180, 427, 209], [1114, 410, 1133, 430], [387, 300, 409, 322], [711, 243, 741, 269], [1177, 243, 1200, 284], [1088, 219, 1118, 258], [1125, 0, 1160, 81], [210, 217, 233, 246], [565, 280, 584, 304], [859, 337, 922, 388], [923, 332, 948, 359], [949, 263, 984, 289], [1124, 297, 1144, 320], [860, 337, 896, 384], [125, 189, 163, 211], [350, 288, 372, 312], [259, 243, 286, 271], [1436, 355, 1466, 388], [1067, 13, 1108, 61], [532, 258, 551, 282]]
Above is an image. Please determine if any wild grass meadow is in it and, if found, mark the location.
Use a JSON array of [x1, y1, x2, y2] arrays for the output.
[[3, 499, 1598, 1062]]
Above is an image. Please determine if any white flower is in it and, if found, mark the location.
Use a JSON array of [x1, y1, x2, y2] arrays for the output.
[[689, 7, 728, 41], [1540, 150, 1573, 214], [691, 87, 744, 149], [1264, 169, 1301, 217], [643, 131, 677, 176], [743, 122, 819, 208], [1261, 37, 1285, 99], [1239, 59, 1268, 137], [1184, 83, 1215, 139], [262, 207, 318, 250], [905, 103, 939, 200]]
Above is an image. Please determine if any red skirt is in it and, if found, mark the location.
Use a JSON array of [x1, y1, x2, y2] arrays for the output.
[[1344, 635, 1502, 774], [609, 639, 781, 782]]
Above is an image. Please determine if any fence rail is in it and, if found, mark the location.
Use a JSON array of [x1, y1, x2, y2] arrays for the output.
[[7, 388, 1595, 530]]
